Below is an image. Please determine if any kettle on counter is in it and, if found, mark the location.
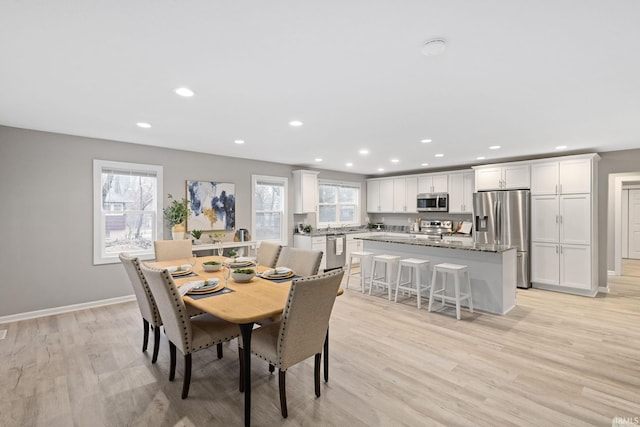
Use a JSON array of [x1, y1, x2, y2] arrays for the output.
[[234, 228, 251, 242]]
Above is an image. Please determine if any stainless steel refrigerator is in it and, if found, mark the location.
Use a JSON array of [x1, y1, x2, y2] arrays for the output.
[[473, 190, 531, 288]]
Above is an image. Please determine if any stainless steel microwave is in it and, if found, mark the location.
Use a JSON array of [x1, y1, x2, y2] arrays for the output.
[[417, 193, 449, 212]]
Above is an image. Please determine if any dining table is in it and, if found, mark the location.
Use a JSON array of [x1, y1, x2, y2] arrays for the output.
[[146, 255, 342, 427]]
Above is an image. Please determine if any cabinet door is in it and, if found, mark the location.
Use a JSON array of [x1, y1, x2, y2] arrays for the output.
[[559, 244, 591, 289], [417, 175, 432, 193], [530, 162, 559, 195], [393, 178, 407, 212], [503, 164, 530, 189], [559, 158, 591, 194], [531, 242, 560, 285], [405, 177, 418, 213], [560, 194, 591, 245], [432, 174, 448, 193], [448, 173, 464, 213], [475, 167, 503, 191], [531, 195, 559, 242], [462, 172, 474, 213], [379, 179, 395, 212], [301, 172, 318, 212], [367, 180, 380, 212]]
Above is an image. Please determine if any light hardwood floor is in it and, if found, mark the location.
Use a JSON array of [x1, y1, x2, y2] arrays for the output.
[[622, 258, 640, 278], [1, 273, 639, 427]]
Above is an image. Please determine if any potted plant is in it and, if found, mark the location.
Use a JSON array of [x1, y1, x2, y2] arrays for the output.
[[163, 194, 190, 240], [191, 229, 203, 244]]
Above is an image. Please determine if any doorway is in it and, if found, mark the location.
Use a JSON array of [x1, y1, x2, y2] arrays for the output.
[[611, 173, 640, 276]]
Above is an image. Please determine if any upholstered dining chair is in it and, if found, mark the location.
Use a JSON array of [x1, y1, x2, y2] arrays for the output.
[[242, 269, 344, 418], [140, 264, 240, 399], [154, 239, 193, 261], [275, 247, 323, 277], [256, 241, 283, 268], [119, 253, 206, 364]]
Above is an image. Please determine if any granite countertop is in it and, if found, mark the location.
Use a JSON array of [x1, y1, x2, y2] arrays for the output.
[[354, 234, 514, 253]]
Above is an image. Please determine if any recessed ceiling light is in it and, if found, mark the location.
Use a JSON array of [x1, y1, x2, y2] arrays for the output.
[[421, 139, 432, 143], [359, 149, 369, 155], [136, 122, 151, 128], [377, 168, 385, 172], [315, 158, 323, 162], [346, 162, 353, 167], [391, 159, 399, 163], [421, 163, 429, 166], [489, 145, 501, 150], [477, 156, 486, 160], [421, 39, 447, 56], [234, 140, 245, 144], [174, 87, 194, 97], [289, 120, 303, 127], [555, 145, 568, 150], [434, 153, 444, 158]]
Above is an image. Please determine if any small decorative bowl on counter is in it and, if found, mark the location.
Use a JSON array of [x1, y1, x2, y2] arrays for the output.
[[231, 268, 256, 283], [202, 261, 222, 272]]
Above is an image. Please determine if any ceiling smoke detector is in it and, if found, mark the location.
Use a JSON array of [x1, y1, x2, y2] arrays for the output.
[[421, 39, 447, 56]]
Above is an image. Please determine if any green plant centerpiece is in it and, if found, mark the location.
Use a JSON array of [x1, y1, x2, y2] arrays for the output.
[[191, 229, 203, 242], [163, 193, 190, 240]]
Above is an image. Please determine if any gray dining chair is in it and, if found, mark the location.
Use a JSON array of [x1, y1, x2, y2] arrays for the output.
[[256, 241, 283, 268], [119, 253, 205, 364], [154, 239, 193, 261], [241, 268, 344, 418], [276, 247, 323, 277], [140, 264, 240, 399]]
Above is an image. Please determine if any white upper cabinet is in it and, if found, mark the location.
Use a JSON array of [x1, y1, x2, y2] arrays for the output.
[[418, 173, 448, 194], [393, 177, 418, 213], [293, 170, 318, 214], [475, 164, 530, 191], [531, 157, 591, 195], [448, 172, 474, 213], [367, 179, 394, 213]]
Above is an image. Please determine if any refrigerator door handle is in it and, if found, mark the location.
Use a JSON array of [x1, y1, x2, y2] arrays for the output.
[[495, 200, 501, 244]]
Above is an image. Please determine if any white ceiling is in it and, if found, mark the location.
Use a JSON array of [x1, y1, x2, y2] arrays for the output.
[[2, 1, 640, 176]]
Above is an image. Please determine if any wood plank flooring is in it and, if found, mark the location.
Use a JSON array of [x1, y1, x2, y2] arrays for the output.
[[1, 273, 639, 426]]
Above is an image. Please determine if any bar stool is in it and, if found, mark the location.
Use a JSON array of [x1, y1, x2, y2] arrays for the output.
[[428, 263, 473, 320], [345, 251, 374, 292], [368, 255, 400, 300], [394, 258, 430, 309]]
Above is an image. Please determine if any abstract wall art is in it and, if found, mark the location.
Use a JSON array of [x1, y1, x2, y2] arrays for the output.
[[186, 180, 235, 231]]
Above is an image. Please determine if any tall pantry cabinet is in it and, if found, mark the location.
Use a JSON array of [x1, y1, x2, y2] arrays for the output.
[[530, 154, 599, 296]]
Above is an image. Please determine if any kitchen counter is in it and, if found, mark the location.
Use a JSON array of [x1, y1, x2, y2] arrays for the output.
[[358, 235, 517, 315], [355, 234, 510, 253]]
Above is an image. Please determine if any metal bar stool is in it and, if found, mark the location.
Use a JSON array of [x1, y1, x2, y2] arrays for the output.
[[428, 263, 473, 320], [345, 251, 373, 292], [368, 255, 400, 300], [394, 258, 430, 308]]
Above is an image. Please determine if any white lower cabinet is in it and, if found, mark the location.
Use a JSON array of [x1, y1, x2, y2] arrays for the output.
[[293, 235, 326, 271], [531, 242, 591, 290]]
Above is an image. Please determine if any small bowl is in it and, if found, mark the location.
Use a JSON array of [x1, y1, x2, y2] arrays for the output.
[[202, 262, 221, 272], [231, 269, 256, 283]]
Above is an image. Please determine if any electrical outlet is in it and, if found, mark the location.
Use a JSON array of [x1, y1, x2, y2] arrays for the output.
[[0, 330, 6, 340]]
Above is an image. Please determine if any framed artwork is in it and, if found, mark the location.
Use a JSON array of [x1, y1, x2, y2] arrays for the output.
[[186, 180, 235, 231]]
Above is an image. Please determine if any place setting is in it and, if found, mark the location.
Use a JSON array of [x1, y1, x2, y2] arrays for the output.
[[259, 266, 299, 282], [180, 278, 234, 299]]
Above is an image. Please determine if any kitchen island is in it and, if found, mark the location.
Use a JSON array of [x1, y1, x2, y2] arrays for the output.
[[355, 234, 517, 315]]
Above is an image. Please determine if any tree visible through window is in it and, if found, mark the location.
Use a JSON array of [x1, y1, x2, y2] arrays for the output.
[[318, 181, 360, 227], [252, 175, 287, 243], [93, 160, 163, 264]]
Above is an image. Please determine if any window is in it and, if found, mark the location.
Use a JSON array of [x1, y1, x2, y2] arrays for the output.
[[317, 180, 360, 227], [93, 160, 163, 265], [252, 175, 288, 244]]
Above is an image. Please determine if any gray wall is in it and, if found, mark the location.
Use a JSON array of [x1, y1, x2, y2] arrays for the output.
[[0, 126, 366, 317]]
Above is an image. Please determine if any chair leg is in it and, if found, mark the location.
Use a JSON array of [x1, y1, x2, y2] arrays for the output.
[[151, 326, 161, 364], [182, 354, 192, 399], [323, 329, 329, 382], [269, 364, 275, 373], [217, 342, 223, 359], [238, 349, 245, 393], [169, 341, 177, 381], [142, 319, 149, 352], [314, 353, 321, 397], [279, 370, 288, 418]]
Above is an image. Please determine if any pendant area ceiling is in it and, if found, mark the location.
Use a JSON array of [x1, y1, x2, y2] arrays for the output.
[[1, 1, 640, 175]]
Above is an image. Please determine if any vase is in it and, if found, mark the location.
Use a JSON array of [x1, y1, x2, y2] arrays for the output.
[[171, 223, 186, 240]]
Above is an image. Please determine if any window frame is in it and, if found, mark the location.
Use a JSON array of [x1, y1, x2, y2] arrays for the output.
[[251, 174, 288, 245], [93, 159, 163, 265], [317, 179, 361, 228]]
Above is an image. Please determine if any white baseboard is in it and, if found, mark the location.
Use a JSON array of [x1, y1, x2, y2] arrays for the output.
[[0, 295, 136, 325], [598, 285, 610, 294], [608, 270, 617, 276]]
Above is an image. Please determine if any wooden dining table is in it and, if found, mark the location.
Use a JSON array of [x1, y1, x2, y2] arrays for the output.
[[146, 255, 340, 427]]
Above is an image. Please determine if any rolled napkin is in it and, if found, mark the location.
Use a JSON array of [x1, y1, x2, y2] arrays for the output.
[[166, 264, 193, 273], [275, 267, 292, 274], [179, 278, 219, 296]]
